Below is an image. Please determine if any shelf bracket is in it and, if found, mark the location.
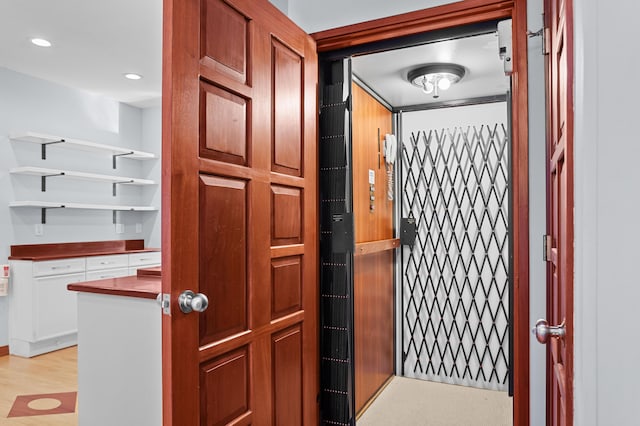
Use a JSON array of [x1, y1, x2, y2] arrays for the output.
[[41, 139, 65, 160], [112, 180, 135, 196], [113, 208, 137, 224], [41, 205, 65, 224], [112, 151, 135, 169], [41, 172, 66, 192]]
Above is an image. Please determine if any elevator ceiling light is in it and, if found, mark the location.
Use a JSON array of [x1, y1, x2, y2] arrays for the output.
[[124, 73, 143, 80], [408, 63, 465, 99], [31, 38, 52, 47]]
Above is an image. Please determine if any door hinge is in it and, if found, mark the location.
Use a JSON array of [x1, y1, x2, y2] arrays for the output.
[[541, 12, 550, 56], [543, 235, 552, 262], [527, 27, 548, 56], [157, 293, 171, 316], [543, 26, 550, 55]]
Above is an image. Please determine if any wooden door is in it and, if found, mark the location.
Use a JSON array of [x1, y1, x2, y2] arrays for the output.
[[162, 0, 318, 424], [544, 0, 573, 425]]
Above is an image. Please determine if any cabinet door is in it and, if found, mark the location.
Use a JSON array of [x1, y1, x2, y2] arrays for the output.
[[34, 272, 85, 340]]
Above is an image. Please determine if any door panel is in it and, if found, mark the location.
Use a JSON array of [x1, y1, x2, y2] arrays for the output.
[[271, 185, 302, 245], [273, 326, 303, 425], [201, 0, 248, 82], [200, 348, 250, 425], [200, 83, 248, 164], [199, 175, 248, 345], [271, 256, 303, 319], [544, 0, 573, 425], [273, 40, 303, 176], [163, 0, 318, 424]]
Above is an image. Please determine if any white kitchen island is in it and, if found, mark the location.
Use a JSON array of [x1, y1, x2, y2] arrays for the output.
[[68, 268, 162, 426]]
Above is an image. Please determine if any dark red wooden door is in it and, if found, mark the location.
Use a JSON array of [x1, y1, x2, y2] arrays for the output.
[[544, 0, 573, 424], [162, 0, 318, 424]]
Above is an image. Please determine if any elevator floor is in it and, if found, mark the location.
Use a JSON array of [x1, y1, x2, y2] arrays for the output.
[[357, 376, 512, 426]]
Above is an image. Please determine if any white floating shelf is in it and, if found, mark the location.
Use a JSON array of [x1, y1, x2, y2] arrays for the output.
[[10, 131, 157, 167], [10, 201, 157, 211], [10, 166, 156, 186], [10, 201, 157, 224]]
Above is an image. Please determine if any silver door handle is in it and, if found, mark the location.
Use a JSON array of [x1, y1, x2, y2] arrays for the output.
[[532, 318, 565, 344], [178, 290, 209, 314]]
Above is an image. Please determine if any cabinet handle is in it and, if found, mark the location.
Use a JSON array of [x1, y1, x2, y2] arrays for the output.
[[51, 265, 71, 270]]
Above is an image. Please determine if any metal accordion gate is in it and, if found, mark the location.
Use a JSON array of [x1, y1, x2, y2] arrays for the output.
[[400, 122, 511, 391]]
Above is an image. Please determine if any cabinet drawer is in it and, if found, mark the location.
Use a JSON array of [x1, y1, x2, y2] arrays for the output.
[[129, 252, 161, 267], [86, 254, 129, 271], [86, 267, 131, 281], [33, 258, 85, 277]]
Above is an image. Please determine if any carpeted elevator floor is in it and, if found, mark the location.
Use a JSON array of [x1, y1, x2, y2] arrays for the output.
[[357, 376, 512, 426]]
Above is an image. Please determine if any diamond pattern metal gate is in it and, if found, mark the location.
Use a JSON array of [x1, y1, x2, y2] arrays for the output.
[[401, 123, 510, 391]]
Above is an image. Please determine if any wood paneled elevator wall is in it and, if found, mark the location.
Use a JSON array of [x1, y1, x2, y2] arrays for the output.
[[351, 82, 397, 414]]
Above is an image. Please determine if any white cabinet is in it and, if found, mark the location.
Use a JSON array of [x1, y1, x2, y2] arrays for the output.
[[9, 259, 85, 357], [8, 251, 160, 357]]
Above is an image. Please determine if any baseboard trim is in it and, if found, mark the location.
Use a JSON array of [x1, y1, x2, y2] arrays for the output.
[[0, 345, 9, 357], [356, 375, 395, 419]]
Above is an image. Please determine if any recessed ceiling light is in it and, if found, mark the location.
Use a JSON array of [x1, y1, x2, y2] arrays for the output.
[[31, 38, 52, 47], [124, 73, 143, 80]]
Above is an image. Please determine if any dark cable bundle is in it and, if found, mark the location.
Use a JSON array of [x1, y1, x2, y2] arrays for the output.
[[318, 60, 356, 426]]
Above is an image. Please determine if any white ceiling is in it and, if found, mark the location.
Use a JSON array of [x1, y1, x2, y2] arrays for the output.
[[0, 2, 506, 110], [0, 0, 162, 108], [351, 32, 510, 108]]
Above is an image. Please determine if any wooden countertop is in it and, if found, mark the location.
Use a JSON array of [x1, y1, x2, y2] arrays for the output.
[[9, 239, 160, 261], [68, 273, 161, 300]]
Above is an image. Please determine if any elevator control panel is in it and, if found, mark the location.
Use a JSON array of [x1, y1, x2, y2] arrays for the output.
[[368, 169, 375, 212]]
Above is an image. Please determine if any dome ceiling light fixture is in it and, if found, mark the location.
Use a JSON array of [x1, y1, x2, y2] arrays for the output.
[[408, 63, 466, 99]]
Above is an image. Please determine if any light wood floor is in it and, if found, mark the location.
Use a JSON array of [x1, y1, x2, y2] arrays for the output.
[[358, 376, 512, 426], [0, 346, 77, 425]]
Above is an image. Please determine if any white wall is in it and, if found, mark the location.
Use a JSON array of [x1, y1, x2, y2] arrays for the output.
[[0, 67, 161, 346], [526, 4, 547, 426], [402, 102, 507, 131], [268, 0, 289, 15], [141, 107, 162, 249], [574, 2, 640, 425]]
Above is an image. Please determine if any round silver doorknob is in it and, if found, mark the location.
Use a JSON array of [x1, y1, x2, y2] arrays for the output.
[[532, 318, 565, 344], [178, 290, 209, 314]]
